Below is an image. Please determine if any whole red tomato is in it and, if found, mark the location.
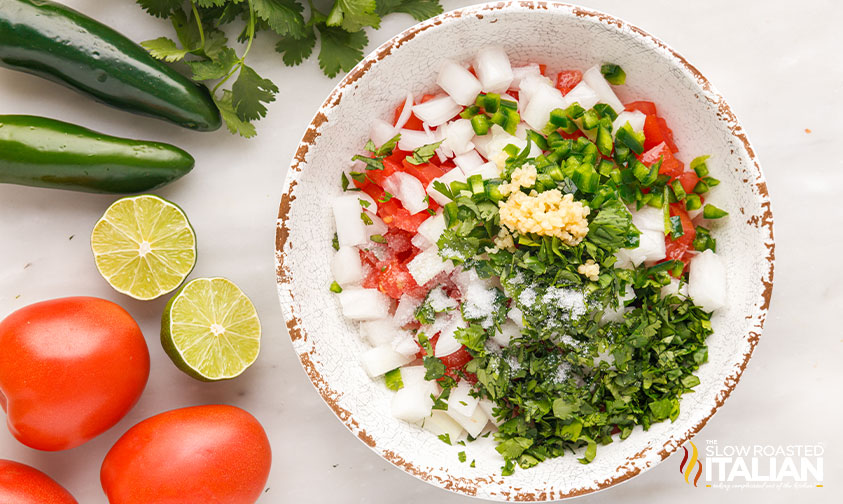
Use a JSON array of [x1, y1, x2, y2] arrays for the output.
[[0, 459, 77, 504], [0, 297, 149, 451], [101, 405, 272, 504]]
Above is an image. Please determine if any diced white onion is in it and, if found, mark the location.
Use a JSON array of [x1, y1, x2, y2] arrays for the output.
[[411, 233, 432, 250], [445, 402, 488, 438], [364, 212, 388, 239], [612, 111, 646, 137], [616, 229, 666, 267], [434, 316, 466, 357], [422, 410, 465, 440], [448, 381, 479, 417], [338, 288, 391, 320], [360, 319, 400, 347], [361, 345, 414, 378], [391, 380, 437, 422], [427, 168, 467, 206], [436, 60, 483, 106], [518, 73, 554, 110], [393, 294, 423, 327], [507, 306, 524, 328], [661, 278, 689, 299], [413, 95, 461, 127], [522, 84, 567, 130], [393, 92, 414, 130], [382, 172, 428, 214], [462, 161, 499, 180], [473, 47, 513, 93], [510, 64, 542, 89], [417, 212, 446, 245], [629, 205, 665, 233], [398, 128, 435, 151], [332, 246, 363, 286], [492, 320, 521, 347], [582, 65, 624, 113], [441, 119, 476, 156], [564, 81, 599, 110], [478, 398, 503, 426], [370, 118, 397, 148], [333, 195, 367, 247], [689, 249, 726, 312], [454, 150, 486, 175], [392, 331, 421, 357]]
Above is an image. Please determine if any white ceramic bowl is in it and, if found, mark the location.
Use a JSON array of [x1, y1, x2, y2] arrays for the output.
[[276, 2, 774, 500]]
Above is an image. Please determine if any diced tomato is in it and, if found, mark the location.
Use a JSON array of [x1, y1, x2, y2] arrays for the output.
[[538, 64, 548, 76], [643, 115, 679, 153], [665, 204, 696, 262], [377, 199, 431, 233], [376, 260, 421, 299], [394, 95, 436, 131], [401, 159, 448, 187], [625, 101, 658, 116], [415, 333, 440, 359], [354, 177, 384, 204], [440, 347, 473, 369], [640, 142, 684, 178], [555, 69, 582, 95], [559, 129, 585, 140], [674, 172, 700, 195]]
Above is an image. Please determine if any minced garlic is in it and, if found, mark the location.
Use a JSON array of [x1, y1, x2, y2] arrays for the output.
[[577, 259, 600, 281], [498, 189, 590, 246], [498, 164, 537, 196], [493, 226, 516, 252]]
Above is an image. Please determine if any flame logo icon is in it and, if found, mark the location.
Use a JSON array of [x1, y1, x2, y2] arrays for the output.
[[679, 441, 703, 487]]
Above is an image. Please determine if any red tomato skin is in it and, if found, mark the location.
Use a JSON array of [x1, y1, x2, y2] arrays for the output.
[[0, 297, 149, 451], [675, 172, 700, 195], [640, 142, 684, 178], [624, 101, 658, 116], [555, 70, 582, 95], [665, 204, 697, 262], [101, 405, 271, 504], [440, 347, 473, 369], [0, 460, 77, 504]]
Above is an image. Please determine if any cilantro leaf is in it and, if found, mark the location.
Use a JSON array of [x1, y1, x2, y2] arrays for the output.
[[214, 90, 257, 138], [252, 0, 306, 38], [169, 8, 203, 52], [187, 47, 239, 81], [276, 28, 317, 66], [136, 0, 179, 18], [495, 437, 533, 459], [454, 324, 487, 352], [232, 65, 278, 121], [405, 141, 443, 165], [423, 356, 445, 380], [317, 25, 368, 78], [587, 199, 638, 251], [140, 37, 189, 62], [377, 0, 444, 21], [196, 0, 226, 7], [201, 29, 229, 60], [327, 0, 381, 32]]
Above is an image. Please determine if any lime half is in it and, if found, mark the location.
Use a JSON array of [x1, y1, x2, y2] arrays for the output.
[[162, 277, 261, 381], [91, 195, 197, 300]]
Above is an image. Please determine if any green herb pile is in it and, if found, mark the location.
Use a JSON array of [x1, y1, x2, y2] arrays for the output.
[[136, 0, 444, 137], [409, 72, 726, 474]]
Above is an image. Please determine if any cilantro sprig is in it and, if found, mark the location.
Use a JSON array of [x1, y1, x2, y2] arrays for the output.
[[136, 0, 444, 137]]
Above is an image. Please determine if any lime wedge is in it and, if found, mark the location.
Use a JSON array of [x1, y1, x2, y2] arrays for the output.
[[161, 277, 261, 381], [91, 195, 196, 300]]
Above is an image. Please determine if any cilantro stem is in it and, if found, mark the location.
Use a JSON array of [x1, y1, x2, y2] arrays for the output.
[[189, 0, 205, 50], [211, 0, 256, 96]]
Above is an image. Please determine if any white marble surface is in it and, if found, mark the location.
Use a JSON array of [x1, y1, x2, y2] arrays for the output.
[[0, 1, 840, 503]]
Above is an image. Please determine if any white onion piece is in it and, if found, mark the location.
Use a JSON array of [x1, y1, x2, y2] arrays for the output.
[[332, 195, 367, 247], [398, 128, 435, 151], [413, 95, 461, 127], [436, 60, 482, 106], [616, 229, 666, 267], [661, 278, 689, 299], [442, 119, 476, 156], [492, 320, 521, 347], [392, 380, 437, 423], [434, 317, 466, 357], [564, 81, 599, 110], [423, 410, 465, 440], [364, 212, 388, 239], [417, 212, 446, 245], [507, 306, 524, 328], [472, 132, 494, 158], [361, 345, 414, 378], [382, 172, 428, 214], [689, 249, 726, 312], [510, 64, 542, 89], [337, 287, 391, 320], [332, 246, 363, 287], [448, 381, 479, 417], [522, 84, 567, 130], [411, 233, 432, 250], [393, 294, 422, 327], [407, 247, 454, 285], [454, 150, 485, 174], [462, 161, 499, 180], [612, 111, 646, 136], [518, 73, 553, 109], [360, 319, 401, 347], [582, 65, 624, 112], [370, 118, 396, 148], [601, 284, 635, 323], [629, 205, 665, 233], [393, 92, 414, 129], [474, 46, 513, 93], [392, 331, 421, 357], [445, 402, 488, 438], [427, 168, 467, 206], [478, 398, 503, 426]]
